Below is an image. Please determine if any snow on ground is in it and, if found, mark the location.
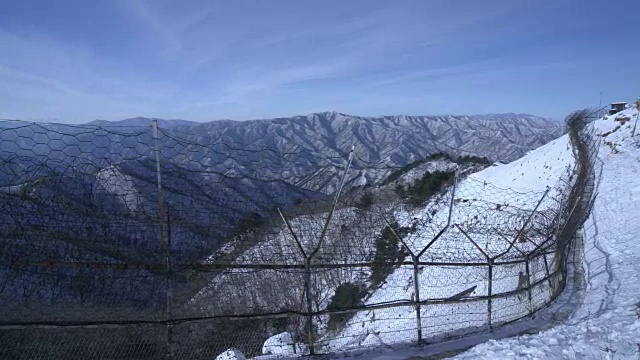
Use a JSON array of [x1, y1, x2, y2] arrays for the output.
[[453, 107, 640, 359], [215, 348, 246, 360], [398, 159, 462, 184], [191, 206, 381, 316], [324, 119, 577, 352], [470, 134, 572, 193], [204, 118, 579, 357], [261, 332, 307, 357]]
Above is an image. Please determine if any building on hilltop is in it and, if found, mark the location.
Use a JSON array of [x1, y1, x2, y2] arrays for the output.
[[609, 102, 627, 115]]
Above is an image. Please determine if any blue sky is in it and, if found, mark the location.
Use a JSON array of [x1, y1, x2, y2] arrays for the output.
[[1, 0, 639, 123]]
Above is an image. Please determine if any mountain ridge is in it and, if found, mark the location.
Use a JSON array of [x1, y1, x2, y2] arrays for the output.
[[85, 111, 555, 127], [0, 111, 563, 195]]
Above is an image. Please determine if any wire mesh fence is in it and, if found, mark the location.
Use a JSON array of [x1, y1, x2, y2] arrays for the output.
[[0, 111, 599, 359]]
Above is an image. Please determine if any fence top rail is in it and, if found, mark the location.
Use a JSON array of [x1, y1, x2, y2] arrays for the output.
[[1, 253, 556, 272]]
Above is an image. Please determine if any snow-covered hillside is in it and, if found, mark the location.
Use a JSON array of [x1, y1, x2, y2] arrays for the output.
[[190, 157, 476, 319], [205, 114, 585, 359], [324, 117, 577, 352], [203, 103, 640, 360], [453, 106, 640, 359], [76, 112, 562, 194]]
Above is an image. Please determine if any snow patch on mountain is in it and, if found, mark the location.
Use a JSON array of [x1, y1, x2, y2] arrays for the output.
[[95, 164, 140, 211]]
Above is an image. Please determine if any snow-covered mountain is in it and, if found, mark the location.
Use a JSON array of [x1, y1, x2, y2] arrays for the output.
[[200, 107, 608, 359], [0, 156, 323, 262], [1, 112, 561, 196], [0, 110, 569, 359], [196, 130, 579, 358], [82, 112, 562, 193]]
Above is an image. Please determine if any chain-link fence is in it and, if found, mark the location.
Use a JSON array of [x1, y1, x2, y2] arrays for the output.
[[0, 112, 598, 359]]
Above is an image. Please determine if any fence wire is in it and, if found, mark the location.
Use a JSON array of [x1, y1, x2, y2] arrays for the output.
[[0, 112, 599, 359]]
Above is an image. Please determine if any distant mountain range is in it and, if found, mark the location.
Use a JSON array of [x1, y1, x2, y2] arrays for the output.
[[0, 112, 564, 227], [0, 110, 564, 321], [85, 112, 563, 193]]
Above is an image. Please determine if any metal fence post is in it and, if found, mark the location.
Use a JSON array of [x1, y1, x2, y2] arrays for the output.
[[632, 105, 639, 137], [165, 203, 174, 360], [381, 216, 424, 346], [304, 258, 315, 355], [412, 254, 423, 345], [305, 145, 353, 355], [455, 224, 495, 332], [487, 260, 493, 331], [152, 119, 172, 359], [543, 254, 552, 288], [525, 256, 532, 313], [151, 119, 166, 251], [277, 208, 314, 355], [308, 146, 354, 260]]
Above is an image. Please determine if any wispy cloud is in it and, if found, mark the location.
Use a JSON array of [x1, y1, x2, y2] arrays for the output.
[[121, 1, 526, 111], [0, 28, 179, 121], [0, 64, 86, 98], [121, 0, 218, 59], [2, 0, 639, 122], [3, 0, 532, 121]]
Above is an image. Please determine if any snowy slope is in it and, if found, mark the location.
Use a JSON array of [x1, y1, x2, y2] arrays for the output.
[[203, 121, 578, 359], [324, 123, 576, 352], [191, 158, 471, 318], [216, 107, 638, 360], [190, 205, 382, 318], [207, 107, 606, 359], [470, 135, 573, 193], [454, 107, 640, 359]]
